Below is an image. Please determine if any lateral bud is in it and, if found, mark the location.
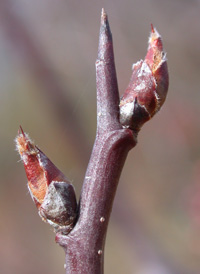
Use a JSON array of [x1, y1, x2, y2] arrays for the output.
[[15, 127, 77, 234], [120, 25, 169, 132]]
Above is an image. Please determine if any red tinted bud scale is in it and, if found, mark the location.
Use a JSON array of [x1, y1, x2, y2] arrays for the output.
[[120, 25, 168, 132], [15, 127, 77, 234]]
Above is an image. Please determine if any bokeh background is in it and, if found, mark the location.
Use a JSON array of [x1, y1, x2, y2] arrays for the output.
[[0, 0, 200, 273]]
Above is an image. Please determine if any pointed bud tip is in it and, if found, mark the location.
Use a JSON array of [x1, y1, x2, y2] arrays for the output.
[[18, 125, 25, 137], [151, 24, 154, 33], [15, 127, 31, 156], [148, 25, 161, 46], [146, 25, 165, 72]]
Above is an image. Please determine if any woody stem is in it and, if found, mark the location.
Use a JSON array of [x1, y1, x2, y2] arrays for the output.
[[56, 9, 136, 274]]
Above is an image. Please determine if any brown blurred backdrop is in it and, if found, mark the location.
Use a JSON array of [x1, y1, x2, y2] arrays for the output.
[[0, 0, 200, 273]]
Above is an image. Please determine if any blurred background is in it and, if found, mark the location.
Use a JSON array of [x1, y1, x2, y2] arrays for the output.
[[0, 0, 200, 273]]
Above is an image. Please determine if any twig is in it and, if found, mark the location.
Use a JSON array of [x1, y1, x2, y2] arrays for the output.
[[15, 8, 169, 274], [56, 9, 136, 273]]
